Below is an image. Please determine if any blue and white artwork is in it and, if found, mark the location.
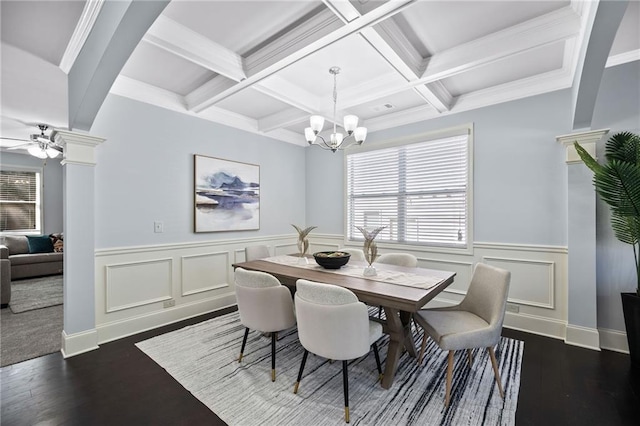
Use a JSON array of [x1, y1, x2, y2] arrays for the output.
[[194, 155, 260, 232]]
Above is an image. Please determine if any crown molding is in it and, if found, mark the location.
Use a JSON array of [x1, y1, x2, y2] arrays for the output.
[[59, 0, 105, 74], [52, 129, 105, 166], [144, 15, 245, 82], [606, 49, 640, 68], [258, 108, 309, 133]]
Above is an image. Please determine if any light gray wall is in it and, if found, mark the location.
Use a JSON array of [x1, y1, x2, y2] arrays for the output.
[[0, 151, 63, 234], [591, 61, 640, 331], [90, 94, 306, 249], [307, 89, 571, 246]]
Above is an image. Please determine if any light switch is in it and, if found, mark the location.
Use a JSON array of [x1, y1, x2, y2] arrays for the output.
[[154, 221, 164, 233]]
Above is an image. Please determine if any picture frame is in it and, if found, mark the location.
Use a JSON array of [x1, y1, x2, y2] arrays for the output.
[[194, 154, 260, 233]]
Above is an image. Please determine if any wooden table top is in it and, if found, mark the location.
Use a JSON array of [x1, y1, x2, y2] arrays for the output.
[[232, 258, 456, 312]]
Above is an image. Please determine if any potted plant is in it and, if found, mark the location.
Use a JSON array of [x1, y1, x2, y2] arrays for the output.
[[574, 131, 640, 366]]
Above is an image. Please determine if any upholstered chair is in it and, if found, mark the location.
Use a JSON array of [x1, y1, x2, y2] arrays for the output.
[[293, 279, 383, 423], [338, 248, 366, 262], [234, 267, 296, 382], [376, 252, 418, 267], [413, 262, 511, 407], [244, 245, 270, 261], [374, 252, 418, 317]]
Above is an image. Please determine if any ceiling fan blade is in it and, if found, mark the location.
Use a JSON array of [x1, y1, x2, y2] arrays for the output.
[[47, 144, 63, 153], [6, 142, 34, 150], [0, 136, 30, 142]]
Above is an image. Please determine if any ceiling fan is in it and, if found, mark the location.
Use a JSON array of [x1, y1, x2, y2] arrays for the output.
[[1, 124, 62, 159]]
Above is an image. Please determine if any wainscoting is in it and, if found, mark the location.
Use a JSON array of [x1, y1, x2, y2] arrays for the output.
[[94, 233, 625, 352]]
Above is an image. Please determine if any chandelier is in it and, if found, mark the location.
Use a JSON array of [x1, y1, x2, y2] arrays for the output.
[[305, 67, 367, 152]]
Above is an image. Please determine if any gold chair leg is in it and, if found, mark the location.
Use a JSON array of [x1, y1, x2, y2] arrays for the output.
[[467, 349, 473, 368], [488, 347, 505, 398], [418, 333, 428, 365], [445, 350, 454, 408], [271, 369, 276, 382], [345, 406, 350, 423]]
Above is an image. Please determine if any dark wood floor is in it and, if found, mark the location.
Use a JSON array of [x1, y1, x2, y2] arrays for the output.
[[2, 307, 639, 425]]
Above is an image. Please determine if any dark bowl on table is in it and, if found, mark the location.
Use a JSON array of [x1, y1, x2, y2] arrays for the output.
[[313, 251, 351, 269]]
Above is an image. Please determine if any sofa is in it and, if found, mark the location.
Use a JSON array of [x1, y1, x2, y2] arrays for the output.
[[0, 234, 64, 308]]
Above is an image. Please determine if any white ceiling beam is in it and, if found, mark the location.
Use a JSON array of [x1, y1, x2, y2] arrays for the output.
[[191, 0, 417, 113], [185, 76, 237, 111], [144, 15, 245, 82], [323, 0, 451, 112], [419, 5, 581, 83], [59, 0, 106, 74], [258, 108, 310, 133]]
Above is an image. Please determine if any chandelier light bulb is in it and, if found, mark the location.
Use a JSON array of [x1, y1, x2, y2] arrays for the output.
[[343, 115, 358, 134], [354, 127, 367, 144], [304, 127, 316, 144], [310, 116, 324, 133]]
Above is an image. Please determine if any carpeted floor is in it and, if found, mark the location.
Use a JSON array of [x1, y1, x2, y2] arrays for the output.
[[137, 311, 523, 426], [0, 304, 62, 367], [9, 275, 63, 313]]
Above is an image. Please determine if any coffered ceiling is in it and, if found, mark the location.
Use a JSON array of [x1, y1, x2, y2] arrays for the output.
[[1, 0, 639, 150]]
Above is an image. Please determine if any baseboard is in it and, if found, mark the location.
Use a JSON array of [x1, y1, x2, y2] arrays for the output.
[[96, 293, 237, 344], [598, 327, 629, 354], [503, 312, 567, 341], [565, 324, 601, 351], [61, 328, 99, 358]]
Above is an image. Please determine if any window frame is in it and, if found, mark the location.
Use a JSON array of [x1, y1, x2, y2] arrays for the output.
[[343, 123, 474, 255], [0, 165, 44, 235]]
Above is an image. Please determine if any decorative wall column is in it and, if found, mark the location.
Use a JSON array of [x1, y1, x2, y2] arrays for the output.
[[557, 129, 608, 350], [52, 129, 105, 357]]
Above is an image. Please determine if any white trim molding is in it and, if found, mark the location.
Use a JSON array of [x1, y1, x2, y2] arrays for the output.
[[556, 128, 609, 164], [598, 327, 629, 354], [59, 0, 105, 74], [61, 329, 99, 358], [52, 129, 106, 166], [565, 324, 601, 351]]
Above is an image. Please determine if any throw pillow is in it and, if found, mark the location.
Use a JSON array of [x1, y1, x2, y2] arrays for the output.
[[49, 233, 64, 253], [26, 235, 54, 254]]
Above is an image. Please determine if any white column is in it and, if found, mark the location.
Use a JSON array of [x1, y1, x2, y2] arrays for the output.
[[556, 129, 608, 350], [52, 129, 105, 357]]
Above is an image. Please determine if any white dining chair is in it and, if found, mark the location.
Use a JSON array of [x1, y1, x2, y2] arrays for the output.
[[413, 262, 511, 407], [374, 253, 418, 317], [293, 279, 383, 423], [338, 247, 366, 262], [234, 267, 296, 382], [244, 245, 270, 261]]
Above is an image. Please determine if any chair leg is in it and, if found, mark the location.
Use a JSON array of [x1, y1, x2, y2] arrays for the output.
[[293, 349, 309, 394], [378, 305, 382, 318], [342, 360, 350, 423], [445, 350, 454, 408], [271, 332, 276, 382], [488, 347, 505, 398], [238, 327, 249, 362], [372, 342, 383, 382], [418, 332, 428, 365], [467, 349, 473, 368]]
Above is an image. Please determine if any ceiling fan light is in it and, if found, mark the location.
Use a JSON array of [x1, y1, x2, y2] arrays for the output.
[[354, 127, 367, 144], [28, 146, 47, 159], [310, 115, 324, 133], [46, 147, 60, 158], [304, 127, 316, 144], [344, 115, 358, 134]]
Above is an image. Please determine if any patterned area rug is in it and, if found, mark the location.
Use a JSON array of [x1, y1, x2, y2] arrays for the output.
[[137, 311, 523, 425], [10, 275, 63, 313]]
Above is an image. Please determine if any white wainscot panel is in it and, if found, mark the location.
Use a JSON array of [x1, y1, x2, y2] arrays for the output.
[[181, 251, 230, 296], [106, 258, 172, 313], [419, 257, 474, 296], [483, 256, 555, 309], [274, 243, 298, 256]]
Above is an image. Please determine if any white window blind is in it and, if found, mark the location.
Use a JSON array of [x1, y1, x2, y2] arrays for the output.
[[347, 133, 469, 248], [0, 169, 41, 233]]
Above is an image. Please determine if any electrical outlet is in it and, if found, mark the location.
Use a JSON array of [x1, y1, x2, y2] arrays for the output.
[[154, 221, 164, 233], [163, 299, 175, 308], [506, 303, 520, 313]]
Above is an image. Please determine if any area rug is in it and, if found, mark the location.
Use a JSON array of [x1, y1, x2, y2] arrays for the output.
[[136, 311, 523, 425], [9, 275, 63, 313]]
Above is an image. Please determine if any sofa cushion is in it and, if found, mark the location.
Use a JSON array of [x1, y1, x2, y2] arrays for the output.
[[2, 236, 29, 255], [9, 252, 63, 266], [26, 235, 54, 254]]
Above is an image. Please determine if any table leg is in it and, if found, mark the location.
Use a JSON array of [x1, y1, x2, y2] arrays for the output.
[[381, 307, 405, 389], [400, 310, 417, 358]]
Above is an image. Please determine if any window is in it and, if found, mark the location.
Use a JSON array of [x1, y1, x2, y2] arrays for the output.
[[0, 168, 42, 233], [346, 126, 472, 250]]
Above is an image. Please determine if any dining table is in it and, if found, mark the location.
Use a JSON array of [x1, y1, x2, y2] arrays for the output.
[[232, 255, 456, 389]]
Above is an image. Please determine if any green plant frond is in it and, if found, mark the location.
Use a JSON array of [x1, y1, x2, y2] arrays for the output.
[[610, 213, 640, 245], [605, 132, 640, 165], [574, 142, 602, 174], [594, 160, 640, 217]]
